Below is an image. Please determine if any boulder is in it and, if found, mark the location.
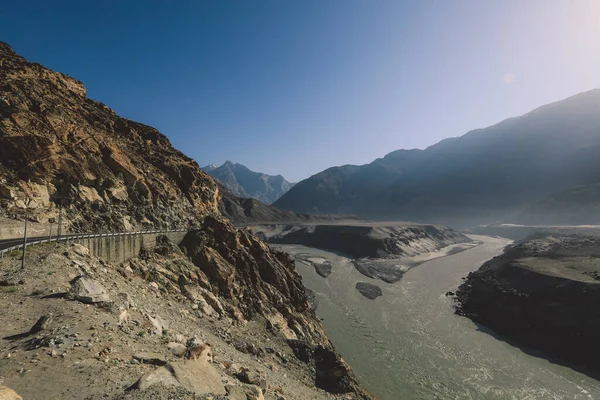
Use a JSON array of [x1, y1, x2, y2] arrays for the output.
[[136, 358, 226, 395], [167, 342, 187, 357], [136, 366, 180, 391], [225, 384, 247, 400], [30, 315, 52, 334], [0, 386, 23, 400], [168, 359, 226, 395], [68, 276, 110, 304], [146, 314, 168, 335]]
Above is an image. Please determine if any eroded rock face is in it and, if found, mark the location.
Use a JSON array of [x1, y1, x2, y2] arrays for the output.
[[0, 41, 219, 231], [179, 217, 324, 341], [142, 231, 373, 397]]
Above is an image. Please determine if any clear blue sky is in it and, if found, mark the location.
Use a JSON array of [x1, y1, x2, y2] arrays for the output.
[[2, 1, 600, 182]]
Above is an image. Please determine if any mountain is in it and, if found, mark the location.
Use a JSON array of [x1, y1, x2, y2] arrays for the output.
[[0, 42, 373, 399], [0, 42, 220, 232], [514, 183, 600, 225], [203, 161, 294, 204], [275, 90, 600, 227]]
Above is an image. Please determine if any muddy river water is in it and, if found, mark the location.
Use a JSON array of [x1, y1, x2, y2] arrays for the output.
[[278, 235, 600, 400]]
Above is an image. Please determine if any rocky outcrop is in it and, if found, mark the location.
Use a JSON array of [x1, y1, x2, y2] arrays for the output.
[[263, 223, 471, 259], [0, 41, 218, 231], [178, 216, 324, 342], [134, 225, 373, 397], [455, 234, 600, 377]]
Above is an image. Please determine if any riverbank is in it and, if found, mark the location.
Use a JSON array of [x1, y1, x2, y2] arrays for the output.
[[455, 233, 600, 379]]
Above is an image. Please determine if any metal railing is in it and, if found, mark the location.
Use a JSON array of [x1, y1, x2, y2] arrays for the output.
[[0, 229, 189, 259]]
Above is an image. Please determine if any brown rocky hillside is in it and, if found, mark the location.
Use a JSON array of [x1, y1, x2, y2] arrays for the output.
[[0, 41, 218, 232]]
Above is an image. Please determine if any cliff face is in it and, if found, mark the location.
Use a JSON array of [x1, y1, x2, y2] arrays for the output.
[[455, 234, 600, 377], [0, 41, 219, 232]]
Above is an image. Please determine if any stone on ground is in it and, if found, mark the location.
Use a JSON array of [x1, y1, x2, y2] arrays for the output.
[[136, 366, 180, 391], [168, 359, 226, 395], [167, 342, 187, 357], [68, 276, 110, 303], [0, 386, 23, 400]]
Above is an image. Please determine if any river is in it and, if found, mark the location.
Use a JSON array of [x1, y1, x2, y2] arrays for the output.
[[278, 235, 600, 400]]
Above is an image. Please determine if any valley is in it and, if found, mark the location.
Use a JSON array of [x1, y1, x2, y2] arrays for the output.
[[2, 6, 600, 398], [276, 236, 600, 400]]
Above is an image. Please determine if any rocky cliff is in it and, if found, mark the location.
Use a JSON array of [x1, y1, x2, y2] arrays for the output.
[[455, 234, 600, 378], [0, 41, 218, 232], [0, 42, 373, 399]]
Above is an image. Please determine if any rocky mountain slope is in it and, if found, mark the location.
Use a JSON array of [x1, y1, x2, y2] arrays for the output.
[[454, 234, 600, 378], [0, 227, 372, 399], [0, 42, 374, 399], [274, 90, 600, 227], [203, 162, 294, 204], [0, 41, 218, 232]]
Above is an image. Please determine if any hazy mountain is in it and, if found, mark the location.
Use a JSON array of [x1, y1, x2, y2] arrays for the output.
[[203, 161, 295, 204], [274, 89, 600, 227], [514, 183, 600, 225]]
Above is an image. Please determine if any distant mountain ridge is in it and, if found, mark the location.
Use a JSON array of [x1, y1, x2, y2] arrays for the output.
[[274, 89, 600, 227], [203, 161, 295, 204]]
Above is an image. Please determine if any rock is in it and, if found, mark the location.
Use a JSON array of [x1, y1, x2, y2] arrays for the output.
[[136, 366, 180, 391], [0, 386, 22, 400], [314, 346, 354, 393], [196, 296, 215, 316], [136, 358, 226, 395], [287, 340, 314, 363], [146, 315, 168, 335], [133, 352, 167, 366], [71, 243, 90, 257], [167, 342, 187, 357], [235, 368, 262, 386], [68, 276, 110, 304], [243, 384, 265, 400], [233, 340, 263, 357], [186, 340, 213, 362], [355, 282, 383, 300], [225, 384, 247, 400], [168, 359, 226, 395], [30, 315, 52, 334], [313, 262, 332, 278], [174, 334, 186, 344]]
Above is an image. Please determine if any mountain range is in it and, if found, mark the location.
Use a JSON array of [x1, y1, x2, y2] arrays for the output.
[[202, 161, 294, 204], [274, 89, 600, 227]]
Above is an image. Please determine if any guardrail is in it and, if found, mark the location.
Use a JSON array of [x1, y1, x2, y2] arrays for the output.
[[0, 229, 189, 259]]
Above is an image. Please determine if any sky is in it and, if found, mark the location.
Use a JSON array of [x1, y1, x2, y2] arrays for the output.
[[1, 1, 600, 182]]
